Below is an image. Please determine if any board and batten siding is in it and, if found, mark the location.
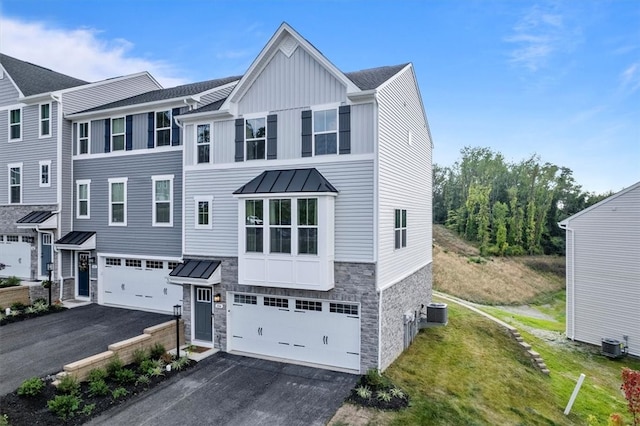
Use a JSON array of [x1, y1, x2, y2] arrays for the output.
[[183, 103, 374, 166], [376, 65, 432, 289], [564, 183, 640, 356], [0, 102, 58, 205], [61, 74, 160, 115], [72, 150, 183, 257], [183, 159, 374, 261], [0, 73, 20, 106], [238, 47, 346, 115]]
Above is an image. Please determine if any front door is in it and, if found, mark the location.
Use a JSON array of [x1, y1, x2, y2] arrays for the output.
[[77, 252, 90, 298], [40, 233, 52, 277], [194, 287, 213, 342]]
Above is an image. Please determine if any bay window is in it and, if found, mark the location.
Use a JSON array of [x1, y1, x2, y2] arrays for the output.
[[298, 198, 318, 254], [245, 199, 263, 252], [269, 199, 291, 253]]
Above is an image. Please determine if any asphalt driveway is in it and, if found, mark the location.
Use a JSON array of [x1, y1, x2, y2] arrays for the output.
[[88, 352, 358, 426], [0, 304, 171, 395]]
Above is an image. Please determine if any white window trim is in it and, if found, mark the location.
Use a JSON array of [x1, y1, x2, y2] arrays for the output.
[[78, 121, 91, 155], [311, 103, 340, 156], [76, 179, 91, 219], [8, 108, 22, 142], [39, 102, 52, 138], [194, 195, 213, 230], [108, 177, 128, 226], [111, 117, 125, 151], [244, 112, 268, 161], [155, 110, 172, 147], [8, 162, 23, 204], [195, 123, 211, 164], [394, 208, 408, 250], [39, 160, 51, 188], [152, 174, 174, 227]]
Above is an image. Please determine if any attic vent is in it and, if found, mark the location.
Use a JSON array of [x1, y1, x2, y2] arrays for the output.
[[280, 35, 298, 57], [601, 338, 623, 358]]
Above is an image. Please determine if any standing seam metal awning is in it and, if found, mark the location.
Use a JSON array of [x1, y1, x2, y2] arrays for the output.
[[168, 259, 221, 285], [16, 211, 57, 229], [54, 231, 96, 250]]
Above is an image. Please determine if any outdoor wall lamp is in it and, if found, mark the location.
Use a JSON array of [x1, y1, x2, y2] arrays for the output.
[[213, 293, 222, 303], [173, 304, 182, 358]]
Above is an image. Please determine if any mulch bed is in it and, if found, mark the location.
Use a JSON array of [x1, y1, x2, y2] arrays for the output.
[[346, 372, 409, 411], [0, 305, 67, 326], [0, 360, 195, 425]]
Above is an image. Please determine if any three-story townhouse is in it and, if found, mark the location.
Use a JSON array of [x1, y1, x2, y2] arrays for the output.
[[170, 24, 433, 373]]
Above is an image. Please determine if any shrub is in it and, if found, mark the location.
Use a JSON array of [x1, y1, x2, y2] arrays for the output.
[[364, 368, 391, 390], [17, 377, 44, 397], [33, 300, 48, 312], [149, 366, 165, 378], [81, 403, 96, 416], [111, 387, 128, 400], [1, 276, 21, 287], [390, 387, 405, 399], [33, 297, 47, 304], [355, 385, 372, 399], [114, 368, 136, 385], [10, 302, 26, 312], [106, 356, 124, 378], [621, 368, 640, 426], [88, 379, 110, 397], [160, 352, 173, 365], [87, 368, 108, 383], [135, 375, 150, 387], [377, 390, 392, 402], [149, 343, 166, 360], [47, 394, 81, 420], [171, 356, 190, 371], [139, 359, 158, 375], [132, 348, 149, 365], [57, 374, 80, 395]]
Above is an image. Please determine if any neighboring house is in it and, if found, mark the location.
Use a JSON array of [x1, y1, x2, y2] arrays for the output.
[[169, 23, 433, 373], [559, 181, 640, 357], [0, 54, 161, 290], [61, 76, 240, 312]]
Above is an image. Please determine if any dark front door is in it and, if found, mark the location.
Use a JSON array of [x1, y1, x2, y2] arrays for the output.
[[40, 233, 52, 277], [194, 287, 213, 342], [78, 252, 90, 298]]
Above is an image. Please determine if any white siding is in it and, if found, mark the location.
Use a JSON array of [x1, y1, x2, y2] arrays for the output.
[[564, 183, 640, 356], [376, 66, 432, 288], [199, 85, 235, 107], [184, 159, 374, 261], [238, 48, 346, 114]]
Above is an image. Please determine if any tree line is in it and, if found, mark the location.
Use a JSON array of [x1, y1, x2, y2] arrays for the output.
[[433, 147, 612, 256]]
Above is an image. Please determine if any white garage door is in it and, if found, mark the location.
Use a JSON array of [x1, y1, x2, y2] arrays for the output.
[[0, 238, 31, 279], [102, 257, 182, 313], [228, 293, 360, 370]]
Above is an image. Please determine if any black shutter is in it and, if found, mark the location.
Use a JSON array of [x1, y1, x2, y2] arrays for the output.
[[147, 112, 154, 148], [339, 105, 351, 155], [125, 115, 133, 151], [171, 108, 180, 146], [267, 114, 277, 160], [235, 118, 244, 162], [104, 119, 111, 153], [73, 123, 78, 155], [301, 110, 312, 157]]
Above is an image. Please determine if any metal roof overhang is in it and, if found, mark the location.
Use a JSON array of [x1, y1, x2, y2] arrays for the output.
[[167, 259, 221, 286], [54, 231, 96, 250], [16, 211, 57, 229]]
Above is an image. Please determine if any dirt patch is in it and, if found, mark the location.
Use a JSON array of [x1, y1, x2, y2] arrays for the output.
[[327, 403, 393, 426], [495, 305, 556, 321]]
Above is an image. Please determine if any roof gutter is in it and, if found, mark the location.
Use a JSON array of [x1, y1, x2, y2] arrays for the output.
[[66, 96, 200, 120]]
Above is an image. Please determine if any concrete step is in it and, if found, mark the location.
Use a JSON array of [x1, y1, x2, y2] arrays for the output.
[[527, 350, 540, 358], [519, 342, 532, 350], [515, 336, 524, 342], [537, 362, 547, 370], [540, 368, 550, 375]]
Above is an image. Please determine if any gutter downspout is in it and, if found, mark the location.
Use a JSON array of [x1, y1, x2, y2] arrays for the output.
[[559, 222, 575, 340], [51, 93, 64, 302], [173, 116, 186, 258]]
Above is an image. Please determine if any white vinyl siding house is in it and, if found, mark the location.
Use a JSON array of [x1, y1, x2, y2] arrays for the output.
[[559, 182, 640, 357]]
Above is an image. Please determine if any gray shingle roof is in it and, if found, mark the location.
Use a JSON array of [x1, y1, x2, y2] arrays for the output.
[[0, 54, 88, 97], [79, 76, 242, 113], [181, 98, 227, 115], [234, 168, 338, 195], [169, 259, 221, 279], [344, 63, 409, 90]]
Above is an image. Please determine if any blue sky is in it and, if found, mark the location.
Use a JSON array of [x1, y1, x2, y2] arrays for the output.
[[1, 0, 638, 193]]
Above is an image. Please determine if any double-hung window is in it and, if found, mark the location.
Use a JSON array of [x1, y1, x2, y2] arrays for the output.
[[111, 118, 125, 151], [394, 209, 407, 249], [39, 160, 51, 187], [196, 124, 210, 163], [245, 200, 264, 252], [246, 117, 266, 160], [269, 199, 291, 253], [298, 198, 318, 254], [8, 163, 22, 204], [39, 103, 51, 137], [108, 178, 127, 225], [152, 175, 173, 226], [155, 110, 171, 147], [9, 109, 21, 141], [78, 122, 90, 155], [76, 180, 91, 218], [194, 196, 213, 229], [313, 109, 337, 155]]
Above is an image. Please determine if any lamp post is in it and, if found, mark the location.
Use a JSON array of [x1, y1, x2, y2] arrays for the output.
[[173, 304, 182, 359], [46, 262, 54, 306]]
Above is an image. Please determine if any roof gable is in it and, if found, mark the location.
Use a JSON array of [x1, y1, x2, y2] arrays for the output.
[[345, 64, 409, 90], [0, 54, 88, 97], [559, 181, 640, 225]]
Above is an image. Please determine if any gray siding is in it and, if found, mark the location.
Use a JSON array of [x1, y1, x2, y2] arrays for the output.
[[72, 150, 183, 257], [62, 74, 160, 115], [238, 48, 346, 114], [351, 103, 375, 155], [0, 74, 20, 106], [184, 159, 374, 261], [199, 85, 235, 107], [376, 66, 432, 288], [564, 183, 640, 356]]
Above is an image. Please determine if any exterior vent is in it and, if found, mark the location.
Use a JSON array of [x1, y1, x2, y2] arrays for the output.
[[426, 303, 448, 324], [601, 338, 622, 358]]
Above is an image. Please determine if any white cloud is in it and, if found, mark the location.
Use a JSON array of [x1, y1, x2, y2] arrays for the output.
[[620, 62, 640, 93], [0, 17, 187, 87]]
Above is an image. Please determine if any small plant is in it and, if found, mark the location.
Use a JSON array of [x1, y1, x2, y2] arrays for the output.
[[160, 352, 173, 365], [171, 356, 190, 371], [364, 368, 390, 390], [10, 302, 26, 312], [135, 374, 150, 387], [47, 394, 81, 420], [390, 387, 405, 399], [88, 379, 110, 397], [608, 413, 624, 426], [132, 348, 149, 365], [149, 343, 166, 360], [81, 403, 96, 416], [24, 306, 37, 315], [376, 390, 392, 402], [87, 368, 108, 383], [17, 377, 44, 397], [621, 368, 640, 426], [33, 300, 48, 312], [467, 256, 487, 264], [114, 368, 136, 385], [149, 366, 165, 377], [2, 276, 21, 287], [41, 280, 52, 289], [57, 374, 80, 395], [111, 387, 128, 400], [355, 385, 372, 399], [0, 414, 9, 426], [106, 356, 124, 378]]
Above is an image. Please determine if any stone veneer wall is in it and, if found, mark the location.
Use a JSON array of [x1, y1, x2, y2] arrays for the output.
[[379, 263, 432, 371], [181, 256, 379, 373]]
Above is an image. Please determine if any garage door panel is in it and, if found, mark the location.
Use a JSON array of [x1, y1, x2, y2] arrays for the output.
[[0, 242, 31, 279]]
